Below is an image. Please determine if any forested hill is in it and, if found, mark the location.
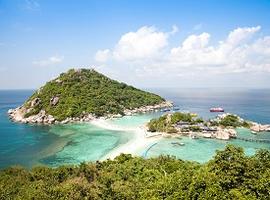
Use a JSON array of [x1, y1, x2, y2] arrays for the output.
[[0, 145, 269, 199], [22, 68, 165, 121]]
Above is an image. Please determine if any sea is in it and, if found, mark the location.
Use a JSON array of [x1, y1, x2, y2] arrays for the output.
[[0, 88, 270, 169]]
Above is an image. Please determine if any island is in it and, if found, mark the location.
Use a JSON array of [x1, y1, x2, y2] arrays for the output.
[[147, 112, 270, 140], [8, 68, 172, 124]]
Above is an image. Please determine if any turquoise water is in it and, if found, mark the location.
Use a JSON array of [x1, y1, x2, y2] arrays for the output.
[[0, 89, 270, 168], [0, 120, 131, 168], [0, 90, 132, 168], [40, 124, 132, 167], [144, 129, 270, 163]]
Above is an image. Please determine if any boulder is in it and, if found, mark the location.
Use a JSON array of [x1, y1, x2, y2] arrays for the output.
[[113, 114, 122, 118], [50, 96, 59, 106], [250, 123, 270, 132], [8, 109, 14, 114], [36, 117, 43, 123], [61, 118, 70, 124], [47, 115, 55, 123], [31, 98, 41, 107]]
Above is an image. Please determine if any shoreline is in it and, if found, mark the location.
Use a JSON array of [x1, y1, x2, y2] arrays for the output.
[[4, 111, 270, 166], [7, 100, 173, 125], [89, 118, 163, 160], [91, 118, 270, 161], [7, 102, 270, 160]]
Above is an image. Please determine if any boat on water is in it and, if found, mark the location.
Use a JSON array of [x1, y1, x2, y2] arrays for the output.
[[161, 108, 171, 112], [171, 142, 185, 146], [210, 107, 224, 112]]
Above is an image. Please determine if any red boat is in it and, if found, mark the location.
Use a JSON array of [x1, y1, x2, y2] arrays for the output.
[[210, 107, 224, 112]]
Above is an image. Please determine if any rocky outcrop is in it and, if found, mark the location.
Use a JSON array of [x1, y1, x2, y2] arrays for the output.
[[215, 128, 237, 140], [123, 101, 173, 115], [8, 107, 26, 122], [50, 96, 59, 106], [31, 98, 41, 107], [8, 101, 173, 125], [8, 107, 98, 124], [59, 114, 96, 124], [8, 108, 55, 124], [250, 123, 270, 132]]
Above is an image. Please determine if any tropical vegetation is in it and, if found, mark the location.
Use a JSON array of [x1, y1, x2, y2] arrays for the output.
[[0, 145, 269, 199], [148, 112, 251, 133], [217, 114, 251, 128], [147, 112, 203, 133], [23, 68, 164, 120]]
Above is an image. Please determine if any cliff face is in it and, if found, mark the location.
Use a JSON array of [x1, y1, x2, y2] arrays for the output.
[[8, 68, 170, 124]]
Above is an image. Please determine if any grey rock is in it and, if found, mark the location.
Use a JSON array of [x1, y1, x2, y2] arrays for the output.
[[31, 98, 41, 107], [50, 96, 59, 106]]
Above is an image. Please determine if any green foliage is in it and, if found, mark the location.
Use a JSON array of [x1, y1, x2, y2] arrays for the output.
[[219, 115, 251, 128], [167, 127, 178, 133], [0, 145, 269, 199], [148, 115, 168, 132], [23, 108, 40, 118], [242, 121, 251, 128], [193, 117, 204, 124], [147, 112, 197, 133], [148, 112, 254, 134], [170, 112, 193, 124], [24, 69, 164, 121]]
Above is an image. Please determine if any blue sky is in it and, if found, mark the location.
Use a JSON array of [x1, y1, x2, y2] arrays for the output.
[[0, 0, 270, 89]]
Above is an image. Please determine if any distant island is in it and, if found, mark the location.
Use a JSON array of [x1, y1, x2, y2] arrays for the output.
[[8, 68, 172, 124], [147, 112, 270, 140]]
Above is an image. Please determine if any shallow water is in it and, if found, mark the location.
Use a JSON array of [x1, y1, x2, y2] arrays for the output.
[[144, 128, 270, 163], [0, 89, 269, 168], [0, 90, 132, 168], [40, 123, 132, 167]]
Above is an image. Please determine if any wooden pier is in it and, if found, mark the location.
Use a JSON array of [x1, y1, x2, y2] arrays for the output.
[[236, 137, 270, 143]]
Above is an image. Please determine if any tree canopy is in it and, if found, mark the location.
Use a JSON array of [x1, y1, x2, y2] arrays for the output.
[[23, 69, 164, 120], [218, 114, 251, 128], [0, 145, 269, 200], [147, 112, 200, 133]]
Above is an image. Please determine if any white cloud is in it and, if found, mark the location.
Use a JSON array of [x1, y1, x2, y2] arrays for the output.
[[94, 25, 270, 77], [181, 32, 210, 50], [95, 49, 110, 62], [167, 26, 269, 75], [99, 26, 178, 61], [33, 55, 64, 66], [226, 26, 260, 46]]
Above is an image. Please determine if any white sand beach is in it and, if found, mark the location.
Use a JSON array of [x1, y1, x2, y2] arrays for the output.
[[90, 119, 162, 160]]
